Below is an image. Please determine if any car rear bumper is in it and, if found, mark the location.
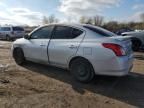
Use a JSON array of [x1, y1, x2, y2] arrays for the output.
[[95, 64, 133, 76], [92, 54, 134, 76]]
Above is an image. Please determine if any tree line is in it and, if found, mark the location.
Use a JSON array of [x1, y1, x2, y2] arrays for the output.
[[42, 14, 144, 32], [79, 14, 144, 32]]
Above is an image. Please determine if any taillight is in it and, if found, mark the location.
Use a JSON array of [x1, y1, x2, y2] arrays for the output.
[[102, 43, 126, 56]]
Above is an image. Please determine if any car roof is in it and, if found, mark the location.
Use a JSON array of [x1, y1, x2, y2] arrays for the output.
[[43, 23, 98, 29]]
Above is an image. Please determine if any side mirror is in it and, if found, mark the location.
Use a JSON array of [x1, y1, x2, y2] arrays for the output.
[[24, 34, 30, 40]]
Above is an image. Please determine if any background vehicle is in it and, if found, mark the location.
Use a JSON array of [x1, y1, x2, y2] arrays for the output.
[[115, 28, 133, 35], [0, 26, 25, 41], [122, 31, 144, 51], [12, 24, 133, 83]]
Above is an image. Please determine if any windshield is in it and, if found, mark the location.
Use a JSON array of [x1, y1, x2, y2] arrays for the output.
[[83, 25, 116, 37]]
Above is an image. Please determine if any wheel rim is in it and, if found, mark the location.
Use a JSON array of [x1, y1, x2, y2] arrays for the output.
[[74, 63, 91, 81], [77, 64, 87, 76], [70, 59, 94, 82]]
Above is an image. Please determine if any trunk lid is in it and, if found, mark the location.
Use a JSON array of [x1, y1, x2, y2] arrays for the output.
[[109, 35, 132, 41]]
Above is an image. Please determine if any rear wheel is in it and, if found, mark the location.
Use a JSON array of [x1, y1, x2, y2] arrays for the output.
[[13, 48, 25, 65], [6, 35, 11, 41], [70, 58, 95, 83]]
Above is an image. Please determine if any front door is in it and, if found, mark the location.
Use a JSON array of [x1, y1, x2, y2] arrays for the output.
[[24, 26, 54, 63]]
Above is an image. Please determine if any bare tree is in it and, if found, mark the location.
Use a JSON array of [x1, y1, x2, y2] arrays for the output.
[[87, 18, 93, 24], [42, 15, 59, 25], [48, 15, 58, 23], [93, 16, 104, 26], [79, 15, 104, 26], [42, 16, 49, 24], [79, 16, 93, 24], [79, 16, 87, 24], [103, 21, 119, 32]]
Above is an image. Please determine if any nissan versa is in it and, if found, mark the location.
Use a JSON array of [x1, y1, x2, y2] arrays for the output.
[[12, 24, 133, 82]]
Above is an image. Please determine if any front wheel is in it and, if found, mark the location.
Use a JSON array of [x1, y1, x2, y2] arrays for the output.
[[70, 58, 95, 83], [13, 48, 25, 65]]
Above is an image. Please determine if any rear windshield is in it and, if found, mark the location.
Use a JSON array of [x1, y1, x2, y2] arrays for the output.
[[83, 25, 116, 37], [13, 27, 24, 31], [0, 27, 11, 31]]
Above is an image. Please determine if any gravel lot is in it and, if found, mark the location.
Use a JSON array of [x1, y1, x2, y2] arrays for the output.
[[0, 41, 144, 108]]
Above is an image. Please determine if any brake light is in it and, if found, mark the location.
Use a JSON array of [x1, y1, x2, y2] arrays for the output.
[[102, 43, 126, 56]]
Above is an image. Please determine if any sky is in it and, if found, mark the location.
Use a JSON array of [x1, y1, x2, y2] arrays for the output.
[[0, 0, 144, 26]]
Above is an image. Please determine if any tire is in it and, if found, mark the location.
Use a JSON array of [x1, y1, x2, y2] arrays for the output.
[[6, 35, 11, 41], [131, 39, 141, 51], [70, 58, 95, 83], [13, 48, 25, 65]]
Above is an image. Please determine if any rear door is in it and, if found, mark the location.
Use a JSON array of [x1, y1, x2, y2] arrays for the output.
[[48, 25, 84, 68], [24, 25, 54, 63]]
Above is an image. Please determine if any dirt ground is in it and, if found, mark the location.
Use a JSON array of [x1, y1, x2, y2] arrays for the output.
[[0, 41, 144, 108]]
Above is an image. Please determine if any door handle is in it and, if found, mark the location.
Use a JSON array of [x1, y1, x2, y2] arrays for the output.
[[69, 45, 77, 49]]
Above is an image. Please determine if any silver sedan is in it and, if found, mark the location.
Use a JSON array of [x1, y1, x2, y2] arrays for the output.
[[12, 24, 134, 82]]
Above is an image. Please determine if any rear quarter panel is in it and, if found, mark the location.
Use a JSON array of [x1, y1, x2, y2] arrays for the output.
[[73, 36, 133, 75], [73, 39, 119, 72]]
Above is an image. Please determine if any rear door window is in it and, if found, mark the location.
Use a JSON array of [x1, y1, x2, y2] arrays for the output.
[[52, 26, 72, 39], [71, 28, 83, 38], [52, 26, 83, 39]]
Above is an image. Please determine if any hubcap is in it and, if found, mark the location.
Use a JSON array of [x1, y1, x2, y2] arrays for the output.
[[77, 64, 87, 76]]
